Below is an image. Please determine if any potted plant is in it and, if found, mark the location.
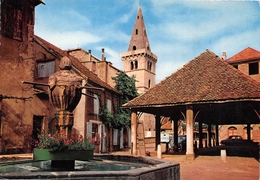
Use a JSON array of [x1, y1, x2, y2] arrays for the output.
[[33, 130, 95, 161]]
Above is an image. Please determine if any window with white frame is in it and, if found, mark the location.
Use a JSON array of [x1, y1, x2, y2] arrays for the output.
[[107, 99, 112, 112], [37, 60, 55, 78], [93, 94, 100, 114]]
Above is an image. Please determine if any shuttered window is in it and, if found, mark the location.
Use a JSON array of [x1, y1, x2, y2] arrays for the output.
[[37, 60, 55, 78]]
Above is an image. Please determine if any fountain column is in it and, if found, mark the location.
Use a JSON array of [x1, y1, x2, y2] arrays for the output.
[[48, 56, 83, 138]]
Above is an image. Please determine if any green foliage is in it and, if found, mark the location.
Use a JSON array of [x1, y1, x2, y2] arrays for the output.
[[99, 106, 114, 127], [113, 109, 131, 129], [99, 107, 130, 129], [99, 72, 138, 129], [112, 71, 139, 106]]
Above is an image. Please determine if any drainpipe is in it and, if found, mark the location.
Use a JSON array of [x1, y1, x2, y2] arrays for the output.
[[88, 50, 91, 61], [102, 48, 105, 61]]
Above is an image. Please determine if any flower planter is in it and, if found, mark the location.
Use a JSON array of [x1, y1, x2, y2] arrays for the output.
[[33, 148, 94, 161]]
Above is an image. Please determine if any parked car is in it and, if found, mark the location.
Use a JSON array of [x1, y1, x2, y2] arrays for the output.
[[169, 135, 186, 151], [220, 135, 257, 146]]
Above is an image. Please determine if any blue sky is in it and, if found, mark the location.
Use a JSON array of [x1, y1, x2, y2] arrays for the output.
[[35, 0, 260, 83]]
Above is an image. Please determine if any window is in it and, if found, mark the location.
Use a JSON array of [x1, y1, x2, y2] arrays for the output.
[[2, 8, 23, 40], [130, 60, 138, 70], [131, 61, 134, 70], [233, 65, 238, 69], [135, 60, 138, 69], [37, 60, 55, 78], [133, 46, 136, 50], [107, 99, 112, 112], [228, 126, 237, 136], [148, 79, 151, 88], [147, 61, 152, 71], [249, 62, 259, 75], [136, 29, 138, 35]]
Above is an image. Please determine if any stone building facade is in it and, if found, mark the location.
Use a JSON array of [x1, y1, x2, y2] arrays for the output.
[[68, 48, 121, 88], [219, 47, 260, 143], [0, 0, 121, 154]]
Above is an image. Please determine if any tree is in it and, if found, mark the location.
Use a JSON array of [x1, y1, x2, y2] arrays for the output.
[[113, 71, 139, 106], [100, 72, 138, 129]]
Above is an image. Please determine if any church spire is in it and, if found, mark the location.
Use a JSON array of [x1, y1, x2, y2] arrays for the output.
[[128, 5, 151, 51]]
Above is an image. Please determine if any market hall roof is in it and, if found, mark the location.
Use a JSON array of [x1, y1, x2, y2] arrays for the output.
[[124, 49, 260, 109], [123, 50, 260, 124]]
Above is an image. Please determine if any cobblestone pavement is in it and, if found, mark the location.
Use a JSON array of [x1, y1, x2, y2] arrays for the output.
[[113, 150, 259, 180]]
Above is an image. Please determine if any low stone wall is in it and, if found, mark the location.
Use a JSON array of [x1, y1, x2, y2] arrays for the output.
[[0, 154, 180, 180]]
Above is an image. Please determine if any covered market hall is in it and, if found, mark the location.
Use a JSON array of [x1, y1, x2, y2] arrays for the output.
[[123, 50, 260, 160]]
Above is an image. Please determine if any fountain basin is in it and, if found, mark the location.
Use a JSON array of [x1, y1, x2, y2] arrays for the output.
[[0, 154, 180, 179], [33, 148, 94, 161]]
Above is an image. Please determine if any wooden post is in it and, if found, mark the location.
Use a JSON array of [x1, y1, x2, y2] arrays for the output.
[[215, 124, 219, 146], [199, 121, 203, 148], [173, 120, 178, 152], [247, 124, 251, 140], [137, 122, 146, 156], [155, 114, 161, 150], [131, 111, 137, 155], [208, 123, 212, 147], [186, 105, 195, 160]]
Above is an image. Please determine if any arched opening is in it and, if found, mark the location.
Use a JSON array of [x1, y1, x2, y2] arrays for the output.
[[147, 61, 152, 71], [136, 29, 138, 35], [228, 126, 237, 136], [135, 60, 138, 69], [131, 61, 134, 70], [133, 46, 136, 50]]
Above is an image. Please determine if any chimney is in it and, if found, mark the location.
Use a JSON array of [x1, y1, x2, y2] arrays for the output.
[[88, 50, 91, 61], [102, 48, 105, 61], [222, 52, 226, 60]]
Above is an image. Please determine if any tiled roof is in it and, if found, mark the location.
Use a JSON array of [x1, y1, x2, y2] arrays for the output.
[[227, 47, 260, 63], [33, 35, 120, 94], [124, 50, 260, 108]]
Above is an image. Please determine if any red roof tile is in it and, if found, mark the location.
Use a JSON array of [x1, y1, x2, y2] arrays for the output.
[[124, 50, 260, 108], [227, 47, 260, 63]]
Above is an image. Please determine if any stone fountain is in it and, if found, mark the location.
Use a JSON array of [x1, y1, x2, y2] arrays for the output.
[[33, 56, 91, 169], [48, 56, 83, 138]]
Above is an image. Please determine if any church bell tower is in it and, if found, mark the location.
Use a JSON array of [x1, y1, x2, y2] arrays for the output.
[[121, 5, 157, 133], [121, 5, 157, 94]]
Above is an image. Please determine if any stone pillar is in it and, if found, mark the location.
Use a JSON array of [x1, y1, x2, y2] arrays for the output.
[[186, 105, 195, 160], [199, 121, 203, 148], [215, 125, 219, 146], [131, 111, 137, 155]]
